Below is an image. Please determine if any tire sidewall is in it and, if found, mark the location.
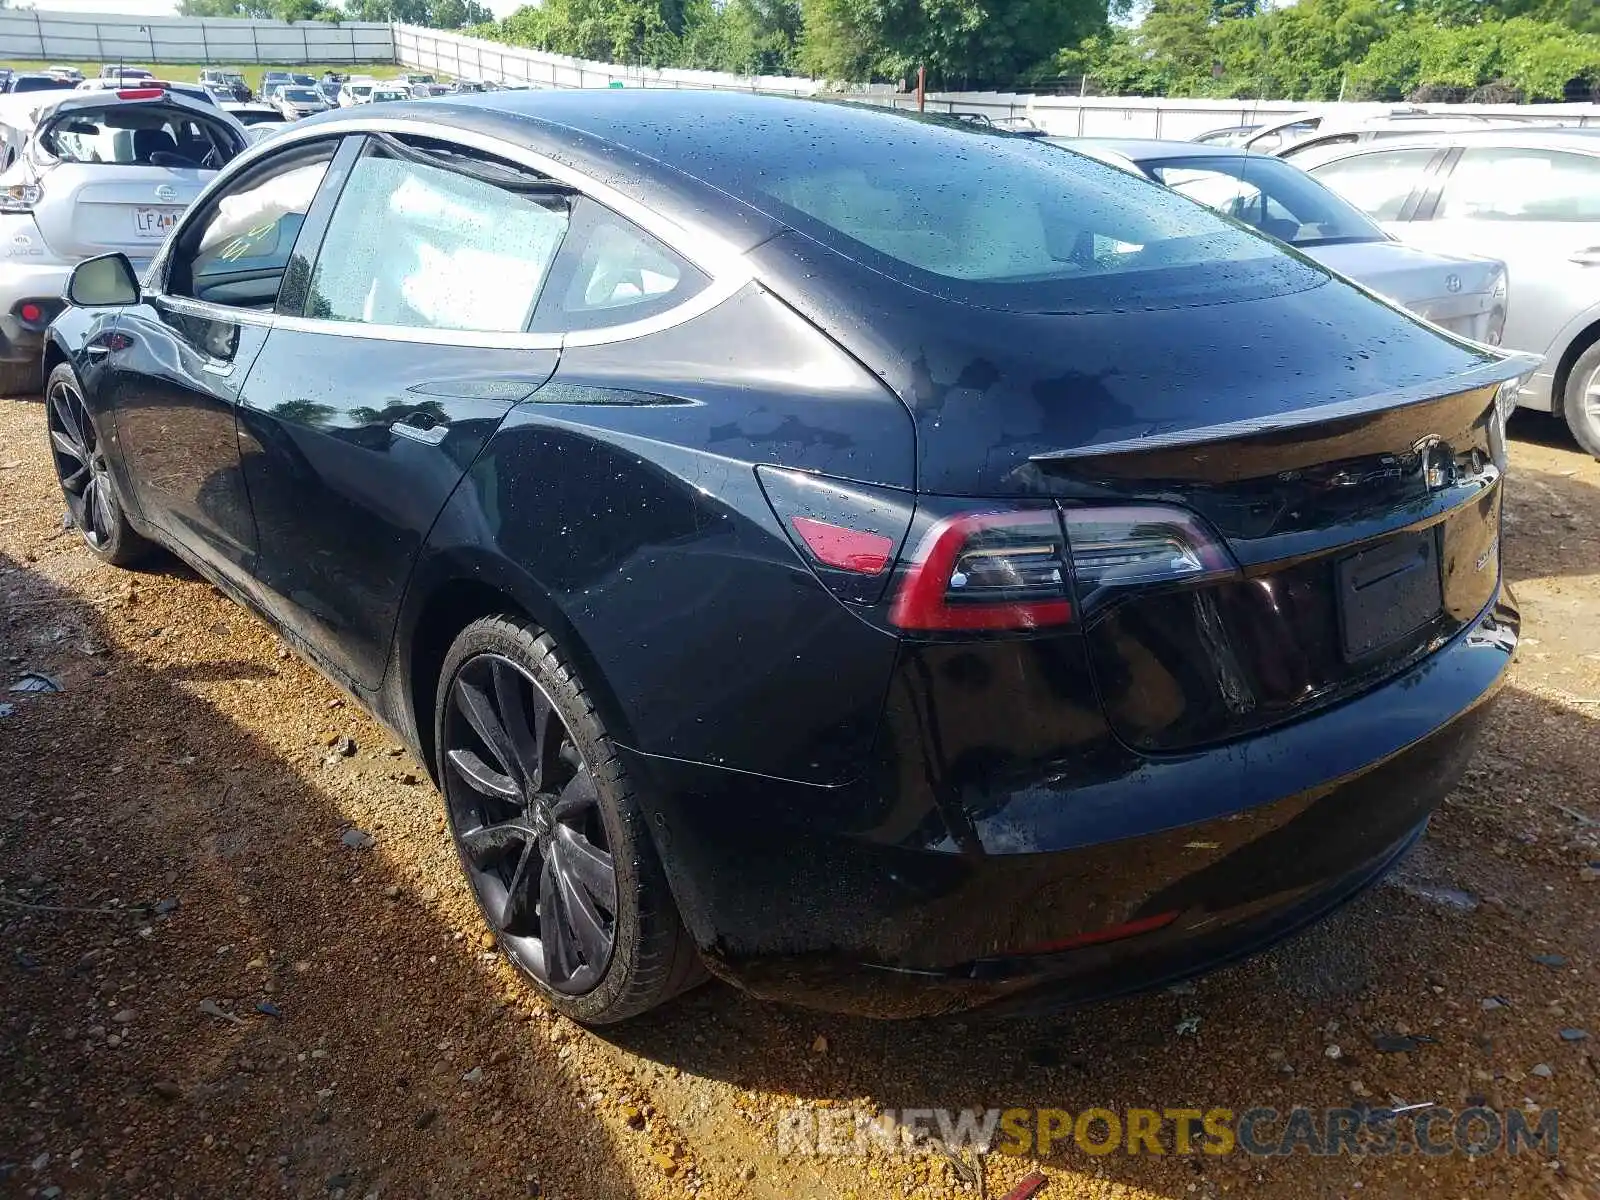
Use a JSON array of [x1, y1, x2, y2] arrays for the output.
[[46, 362, 140, 566], [1562, 344, 1600, 459], [432, 616, 652, 1024]]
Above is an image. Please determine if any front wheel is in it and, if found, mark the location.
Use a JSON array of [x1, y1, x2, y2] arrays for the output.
[[45, 363, 151, 567], [1561, 341, 1600, 459], [433, 615, 703, 1024]]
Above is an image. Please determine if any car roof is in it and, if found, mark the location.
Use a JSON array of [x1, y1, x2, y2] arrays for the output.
[[1298, 125, 1600, 156], [267, 91, 1114, 253], [0, 87, 235, 131]]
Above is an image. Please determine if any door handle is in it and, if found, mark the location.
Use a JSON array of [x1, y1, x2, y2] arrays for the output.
[[391, 413, 448, 446], [1570, 247, 1600, 266]]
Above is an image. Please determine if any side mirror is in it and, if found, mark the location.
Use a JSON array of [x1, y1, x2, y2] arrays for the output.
[[67, 252, 139, 307]]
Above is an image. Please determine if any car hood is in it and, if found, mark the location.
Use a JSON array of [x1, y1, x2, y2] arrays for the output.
[[1304, 239, 1504, 305]]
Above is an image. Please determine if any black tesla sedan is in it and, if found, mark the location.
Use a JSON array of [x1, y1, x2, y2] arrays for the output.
[[45, 91, 1529, 1023]]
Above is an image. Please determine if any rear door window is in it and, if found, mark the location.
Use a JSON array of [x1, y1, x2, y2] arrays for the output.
[[303, 136, 570, 333], [1435, 147, 1600, 221], [1306, 148, 1437, 222]]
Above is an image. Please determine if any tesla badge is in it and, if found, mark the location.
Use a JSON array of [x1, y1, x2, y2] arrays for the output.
[[155, 184, 179, 203], [1445, 274, 1462, 293]]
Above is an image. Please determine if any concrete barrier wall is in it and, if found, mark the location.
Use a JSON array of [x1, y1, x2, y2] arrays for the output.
[[0, 9, 395, 65]]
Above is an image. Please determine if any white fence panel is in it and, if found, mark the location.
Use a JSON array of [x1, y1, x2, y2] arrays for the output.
[[0, 10, 396, 65], [392, 24, 829, 95]]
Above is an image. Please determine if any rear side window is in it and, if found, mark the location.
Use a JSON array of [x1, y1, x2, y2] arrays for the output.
[[532, 199, 707, 333], [39, 104, 238, 169], [1307, 148, 1436, 222], [304, 137, 570, 333], [1436, 147, 1600, 222]]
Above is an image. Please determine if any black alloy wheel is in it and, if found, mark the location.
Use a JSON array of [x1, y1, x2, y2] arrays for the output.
[[45, 363, 148, 566], [443, 650, 619, 994]]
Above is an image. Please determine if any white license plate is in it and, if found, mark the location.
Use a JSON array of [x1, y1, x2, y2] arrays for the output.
[[133, 207, 181, 239]]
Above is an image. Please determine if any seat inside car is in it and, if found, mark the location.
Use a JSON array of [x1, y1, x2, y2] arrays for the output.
[[132, 127, 179, 164]]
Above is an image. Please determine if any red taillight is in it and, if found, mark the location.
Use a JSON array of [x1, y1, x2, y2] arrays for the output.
[[117, 87, 166, 100], [19, 303, 41, 323], [890, 510, 1073, 631], [790, 516, 893, 575]]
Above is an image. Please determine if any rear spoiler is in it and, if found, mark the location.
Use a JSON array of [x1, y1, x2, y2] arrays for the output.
[[1029, 351, 1539, 462]]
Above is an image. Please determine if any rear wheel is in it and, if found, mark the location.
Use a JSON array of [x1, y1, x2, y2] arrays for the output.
[[45, 363, 151, 567], [1561, 340, 1600, 459], [433, 615, 702, 1024]]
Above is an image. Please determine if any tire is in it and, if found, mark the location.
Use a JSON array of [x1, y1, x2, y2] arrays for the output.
[[1560, 340, 1600, 459], [433, 614, 703, 1024], [44, 362, 152, 568], [0, 359, 42, 397]]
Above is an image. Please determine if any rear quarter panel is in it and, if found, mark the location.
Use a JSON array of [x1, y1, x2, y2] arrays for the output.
[[401, 283, 916, 786]]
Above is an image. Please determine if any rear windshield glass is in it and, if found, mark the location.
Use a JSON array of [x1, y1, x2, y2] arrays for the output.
[[682, 110, 1324, 312], [281, 88, 320, 102], [40, 105, 238, 168], [12, 77, 74, 93], [1144, 153, 1381, 247]]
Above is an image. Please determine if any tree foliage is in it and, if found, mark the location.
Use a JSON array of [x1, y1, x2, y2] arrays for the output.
[[442, 0, 1600, 101]]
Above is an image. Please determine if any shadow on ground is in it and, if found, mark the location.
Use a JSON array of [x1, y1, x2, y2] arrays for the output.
[[0, 549, 640, 1199]]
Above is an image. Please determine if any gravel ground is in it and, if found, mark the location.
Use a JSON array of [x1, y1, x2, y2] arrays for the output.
[[2, 394, 1598, 1200]]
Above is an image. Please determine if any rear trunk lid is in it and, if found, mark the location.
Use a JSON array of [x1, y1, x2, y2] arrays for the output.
[[31, 163, 212, 259], [750, 231, 1531, 751], [1306, 239, 1505, 340]]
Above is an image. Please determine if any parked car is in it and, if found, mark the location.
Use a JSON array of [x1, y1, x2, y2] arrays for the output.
[[98, 65, 154, 81], [1193, 120, 1317, 150], [1299, 127, 1600, 456], [0, 88, 245, 393], [222, 101, 290, 129], [46, 66, 84, 83], [401, 72, 435, 85], [260, 70, 293, 94], [1062, 139, 1507, 345], [6, 74, 78, 95], [337, 80, 376, 106], [46, 92, 1529, 1024], [1243, 107, 1538, 159], [317, 81, 342, 105], [274, 86, 330, 119], [198, 69, 251, 103], [77, 78, 220, 108]]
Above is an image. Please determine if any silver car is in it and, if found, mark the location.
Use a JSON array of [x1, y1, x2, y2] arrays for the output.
[[274, 86, 330, 120], [0, 89, 246, 392], [1057, 139, 1507, 343], [1298, 128, 1600, 456]]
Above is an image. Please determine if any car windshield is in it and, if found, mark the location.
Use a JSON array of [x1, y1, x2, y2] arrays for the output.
[[282, 88, 319, 102], [13, 77, 75, 93], [350, 85, 372, 97], [1144, 154, 1382, 247], [41, 104, 234, 167]]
